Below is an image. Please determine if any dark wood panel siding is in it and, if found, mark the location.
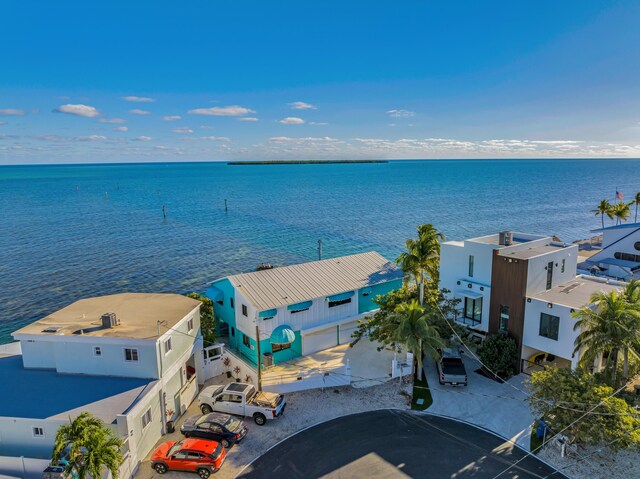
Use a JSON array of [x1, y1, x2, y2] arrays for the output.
[[489, 251, 529, 362]]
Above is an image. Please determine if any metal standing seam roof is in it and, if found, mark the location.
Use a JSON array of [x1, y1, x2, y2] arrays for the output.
[[228, 251, 404, 311]]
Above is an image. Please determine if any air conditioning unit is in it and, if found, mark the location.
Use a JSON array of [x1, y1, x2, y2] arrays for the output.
[[263, 352, 273, 367], [101, 312, 119, 329], [499, 231, 513, 246]]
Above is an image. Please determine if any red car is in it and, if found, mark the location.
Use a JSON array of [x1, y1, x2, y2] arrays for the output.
[[151, 438, 226, 478]]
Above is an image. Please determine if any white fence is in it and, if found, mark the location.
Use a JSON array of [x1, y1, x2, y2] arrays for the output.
[[221, 349, 259, 385]]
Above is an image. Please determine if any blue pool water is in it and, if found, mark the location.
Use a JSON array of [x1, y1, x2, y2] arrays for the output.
[[1, 159, 638, 343]]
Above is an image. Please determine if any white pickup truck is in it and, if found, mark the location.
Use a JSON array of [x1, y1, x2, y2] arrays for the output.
[[198, 382, 286, 425]]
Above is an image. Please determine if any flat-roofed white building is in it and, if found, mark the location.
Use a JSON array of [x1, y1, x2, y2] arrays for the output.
[[522, 275, 625, 371], [582, 222, 640, 280], [2, 293, 202, 478]]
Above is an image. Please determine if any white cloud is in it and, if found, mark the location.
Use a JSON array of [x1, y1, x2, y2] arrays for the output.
[[114, 126, 128, 132], [76, 135, 107, 141], [308, 122, 328, 125], [121, 96, 156, 103], [199, 126, 216, 130], [129, 109, 151, 115], [237, 117, 259, 122], [98, 118, 126, 124], [387, 109, 415, 118], [54, 104, 100, 118], [132, 136, 152, 141], [278, 117, 305, 125], [188, 105, 255, 116], [0, 109, 25, 116], [186, 136, 231, 142], [289, 101, 317, 110], [173, 127, 193, 134], [162, 115, 182, 121]]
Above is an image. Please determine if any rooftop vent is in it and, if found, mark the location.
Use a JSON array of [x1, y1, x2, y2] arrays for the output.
[[499, 231, 513, 246], [101, 312, 120, 329], [42, 326, 62, 333]]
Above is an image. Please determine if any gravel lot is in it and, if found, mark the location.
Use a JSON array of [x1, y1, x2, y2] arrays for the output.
[[540, 443, 640, 479], [135, 379, 411, 479]]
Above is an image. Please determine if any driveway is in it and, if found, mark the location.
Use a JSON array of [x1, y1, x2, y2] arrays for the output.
[[134, 379, 411, 479], [424, 349, 534, 449], [237, 410, 568, 478]]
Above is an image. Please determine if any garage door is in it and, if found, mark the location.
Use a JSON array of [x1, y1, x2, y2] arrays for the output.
[[303, 327, 338, 355], [338, 321, 358, 344]]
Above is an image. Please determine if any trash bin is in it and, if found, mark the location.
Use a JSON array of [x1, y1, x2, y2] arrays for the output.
[[536, 420, 548, 440]]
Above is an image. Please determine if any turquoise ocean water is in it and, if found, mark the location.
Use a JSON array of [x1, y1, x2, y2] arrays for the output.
[[1, 159, 639, 344]]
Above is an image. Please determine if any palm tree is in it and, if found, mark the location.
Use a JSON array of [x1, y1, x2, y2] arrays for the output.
[[53, 412, 123, 479], [391, 300, 444, 380], [611, 201, 631, 225], [395, 224, 445, 305], [592, 199, 613, 229], [573, 289, 640, 386], [634, 192, 640, 223]]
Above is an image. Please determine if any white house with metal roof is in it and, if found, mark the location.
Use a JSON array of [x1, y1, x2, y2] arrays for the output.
[[206, 252, 404, 367], [1, 293, 202, 479]]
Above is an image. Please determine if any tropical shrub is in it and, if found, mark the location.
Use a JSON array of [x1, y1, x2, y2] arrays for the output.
[[187, 292, 217, 345], [528, 367, 640, 448], [477, 334, 518, 379]]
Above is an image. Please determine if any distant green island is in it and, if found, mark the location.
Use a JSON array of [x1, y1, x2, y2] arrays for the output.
[[227, 160, 388, 165]]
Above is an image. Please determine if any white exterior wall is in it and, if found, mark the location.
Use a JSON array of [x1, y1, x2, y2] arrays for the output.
[[52, 339, 159, 379], [19, 341, 56, 369], [525, 246, 578, 294], [440, 240, 498, 332], [0, 416, 66, 458], [157, 309, 200, 378], [234, 287, 359, 338], [522, 298, 579, 368]]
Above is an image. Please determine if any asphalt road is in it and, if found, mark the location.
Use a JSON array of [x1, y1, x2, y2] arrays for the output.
[[237, 410, 570, 479]]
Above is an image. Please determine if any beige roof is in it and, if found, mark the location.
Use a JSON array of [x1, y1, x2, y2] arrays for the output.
[[228, 251, 404, 311], [530, 276, 624, 309], [499, 243, 570, 260], [13, 293, 200, 340]]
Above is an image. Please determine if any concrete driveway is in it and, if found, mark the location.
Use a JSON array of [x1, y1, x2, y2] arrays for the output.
[[424, 349, 535, 449], [237, 410, 568, 478]]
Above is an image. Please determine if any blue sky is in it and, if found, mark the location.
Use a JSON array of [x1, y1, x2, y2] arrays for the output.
[[1, 0, 639, 163]]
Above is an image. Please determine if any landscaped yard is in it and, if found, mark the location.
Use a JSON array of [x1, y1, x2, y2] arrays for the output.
[[411, 376, 433, 410]]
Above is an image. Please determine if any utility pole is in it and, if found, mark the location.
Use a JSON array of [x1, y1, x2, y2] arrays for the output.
[[317, 239, 322, 260], [255, 324, 262, 391]]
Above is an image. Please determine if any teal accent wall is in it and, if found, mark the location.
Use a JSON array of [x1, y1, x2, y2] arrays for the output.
[[206, 278, 237, 349], [358, 279, 403, 313], [235, 331, 302, 366]]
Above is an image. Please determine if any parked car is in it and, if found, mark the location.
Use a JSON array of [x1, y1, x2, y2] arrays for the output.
[[198, 382, 286, 425], [151, 438, 226, 478], [181, 412, 248, 448], [436, 348, 468, 386]]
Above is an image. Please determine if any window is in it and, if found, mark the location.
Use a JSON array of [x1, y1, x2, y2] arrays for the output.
[[614, 252, 640, 262], [173, 452, 188, 459], [164, 338, 172, 354], [546, 261, 554, 290], [499, 305, 510, 333], [124, 348, 139, 362], [242, 304, 248, 316], [272, 342, 291, 353], [141, 408, 152, 429], [561, 258, 565, 273], [328, 298, 352, 308], [242, 334, 251, 348], [290, 306, 310, 313], [635, 241, 640, 252], [32, 427, 44, 438], [216, 299, 223, 306], [231, 327, 235, 337], [187, 453, 203, 460], [463, 297, 482, 325], [187, 318, 194, 332], [230, 298, 234, 309], [94, 346, 102, 357], [468, 255, 475, 278], [539, 313, 560, 340]]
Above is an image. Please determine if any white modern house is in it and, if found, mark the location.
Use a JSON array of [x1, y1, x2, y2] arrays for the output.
[[439, 230, 626, 372], [1, 293, 202, 479], [522, 275, 625, 370], [207, 252, 404, 368], [580, 222, 640, 281]]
